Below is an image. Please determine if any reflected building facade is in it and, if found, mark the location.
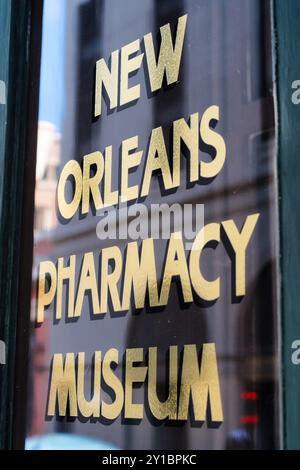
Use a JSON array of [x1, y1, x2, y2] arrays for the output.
[[27, 0, 279, 450]]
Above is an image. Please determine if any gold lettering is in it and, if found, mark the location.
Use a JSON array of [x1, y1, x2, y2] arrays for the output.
[[94, 49, 119, 117], [104, 145, 118, 207], [102, 348, 124, 420], [37, 260, 57, 324], [120, 40, 143, 106], [47, 353, 78, 417], [144, 14, 188, 92], [148, 346, 178, 420], [173, 112, 199, 186], [100, 246, 122, 313], [189, 223, 220, 301], [141, 127, 173, 197], [178, 343, 223, 422], [121, 136, 143, 202], [75, 252, 101, 317], [122, 238, 159, 310], [57, 160, 82, 220], [82, 151, 104, 214], [222, 213, 260, 297], [56, 255, 76, 321], [125, 348, 147, 419], [160, 233, 193, 305], [77, 351, 101, 418], [200, 105, 226, 179]]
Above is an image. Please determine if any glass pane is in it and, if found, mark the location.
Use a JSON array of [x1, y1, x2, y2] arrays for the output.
[[25, 0, 279, 450]]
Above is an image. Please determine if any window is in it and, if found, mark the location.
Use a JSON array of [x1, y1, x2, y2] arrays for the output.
[[25, 0, 279, 450]]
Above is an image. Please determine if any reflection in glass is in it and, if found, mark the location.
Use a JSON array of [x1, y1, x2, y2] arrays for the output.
[[26, 0, 279, 450]]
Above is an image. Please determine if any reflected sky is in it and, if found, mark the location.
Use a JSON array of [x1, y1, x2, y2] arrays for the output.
[[38, 0, 65, 131]]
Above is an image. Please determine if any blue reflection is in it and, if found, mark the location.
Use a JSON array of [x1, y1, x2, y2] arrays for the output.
[[38, 0, 65, 131], [26, 432, 119, 450]]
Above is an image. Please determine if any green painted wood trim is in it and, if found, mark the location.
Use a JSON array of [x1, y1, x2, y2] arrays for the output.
[[0, 0, 42, 449], [273, 0, 300, 450]]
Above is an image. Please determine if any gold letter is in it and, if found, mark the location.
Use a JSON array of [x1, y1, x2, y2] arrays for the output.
[[47, 353, 78, 417], [160, 233, 193, 305], [222, 213, 260, 297], [173, 113, 199, 187], [57, 160, 82, 220], [77, 351, 101, 418], [189, 223, 220, 301], [75, 252, 100, 317], [37, 260, 57, 323], [178, 344, 223, 422], [200, 105, 226, 179], [100, 246, 122, 313], [125, 348, 147, 419], [121, 136, 143, 202], [148, 346, 178, 420], [102, 348, 124, 420], [120, 40, 143, 106], [144, 14, 187, 92], [56, 255, 76, 321], [104, 146, 118, 208], [82, 151, 104, 214], [141, 127, 173, 197], [94, 50, 118, 117], [122, 238, 159, 310]]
